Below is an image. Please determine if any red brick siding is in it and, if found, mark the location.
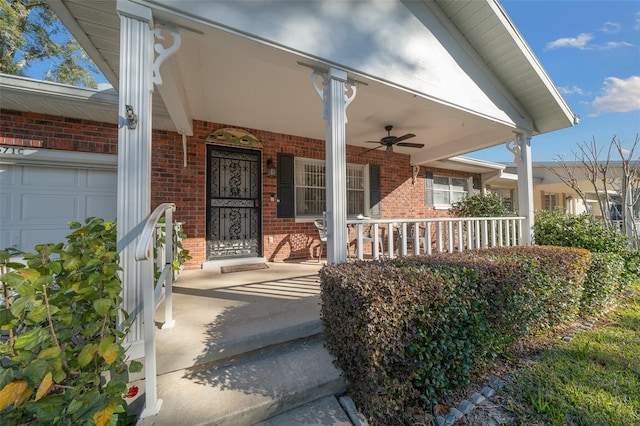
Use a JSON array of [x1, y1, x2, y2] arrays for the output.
[[1, 109, 478, 267]]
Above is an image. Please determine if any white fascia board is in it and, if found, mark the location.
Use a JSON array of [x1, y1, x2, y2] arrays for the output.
[[0, 146, 117, 169], [488, 0, 576, 129], [0, 74, 117, 105], [446, 156, 506, 171]]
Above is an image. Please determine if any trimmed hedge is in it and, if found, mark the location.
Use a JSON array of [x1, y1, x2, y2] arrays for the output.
[[319, 246, 591, 423], [534, 210, 640, 306]]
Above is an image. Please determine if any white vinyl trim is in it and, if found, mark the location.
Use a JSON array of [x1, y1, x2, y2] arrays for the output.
[[0, 146, 117, 169]]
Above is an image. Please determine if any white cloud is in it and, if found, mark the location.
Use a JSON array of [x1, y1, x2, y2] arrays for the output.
[[545, 33, 593, 50], [601, 21, 622, 33], [601, 41, 634, 49], [558, 85, 588, 96], [590, 76, 640, 115], [636, 11, 640, 31]]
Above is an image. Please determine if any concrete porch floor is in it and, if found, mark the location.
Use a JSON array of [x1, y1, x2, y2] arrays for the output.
[[153, 260, 326, 375], [129, 260, 352, 425]]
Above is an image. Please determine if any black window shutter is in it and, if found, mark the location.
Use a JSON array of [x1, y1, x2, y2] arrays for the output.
[[425, 171, 434, 207], [369, 164, 381, 217], [277, 153, 295, 218], [473, 176, 481, 192]]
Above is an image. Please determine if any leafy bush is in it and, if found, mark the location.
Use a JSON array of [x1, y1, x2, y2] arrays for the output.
[[405, 266, 489, 404], [534, 210, 628, 252], [319, 261, 429, 423], [0, 218, 141, 425], [449, 193, 510, 217], [406, 246, 590, 347], [535, 209, 639, 295], [581, 252, 625, 315], [319, 246, 591, 423]]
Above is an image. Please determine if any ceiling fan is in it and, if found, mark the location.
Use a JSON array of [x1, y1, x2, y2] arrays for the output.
[[363, 125, 424, 156]]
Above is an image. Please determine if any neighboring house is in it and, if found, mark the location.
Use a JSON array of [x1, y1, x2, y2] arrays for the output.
[[2, 1, 577, 406], [486, 161, 640, 221]]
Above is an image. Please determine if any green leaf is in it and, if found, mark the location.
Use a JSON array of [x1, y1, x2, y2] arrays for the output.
[[0, 307, 15, 327], [18, 268, 41, 283], [0, 367, 16, 390], [128, 360, 143, 373], [63, 256, 81, 271], [14, 327, 48, 351], [46, 261, 62, 274], [78, 343, 98, 367], [26, 303, 48, 324], [0, 271, 26, 287], [104, 378, 126, 396], [93, 298, 112, 316], [67, 397, 84, 415], [10, 294, 33, 317], [22, 359, 49, 387], [37, 346, 61, 360], [98, 336, 115, 355], [30, 395, 67, 423], [100, 343, 120, 365]]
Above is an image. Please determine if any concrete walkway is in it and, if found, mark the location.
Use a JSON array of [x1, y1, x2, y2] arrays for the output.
[[129, 261, 353, 425]]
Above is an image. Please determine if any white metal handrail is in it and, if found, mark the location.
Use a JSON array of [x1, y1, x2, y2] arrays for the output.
[[134, 202, 176, 419], [347, 216, 525, 260]]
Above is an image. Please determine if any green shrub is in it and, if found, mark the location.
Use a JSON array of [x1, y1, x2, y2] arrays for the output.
[[0, 218, 141, 425], [449, 192, 510, 217], [319, 246, 590, 423], [580, 252, 625, 315], [404, 266, 489, 404], [534, 209, 639, 297], [534, 210, 628, 252], [319, 261, 429, 423]]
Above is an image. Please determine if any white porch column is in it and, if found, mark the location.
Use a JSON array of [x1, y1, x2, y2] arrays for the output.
[[312, 67, 356, 264], [515, 132, 534, 244], [116, 1, 154, 360]]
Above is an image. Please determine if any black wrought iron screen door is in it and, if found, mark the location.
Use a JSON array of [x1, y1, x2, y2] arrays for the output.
[[207, 146, 261, 260]]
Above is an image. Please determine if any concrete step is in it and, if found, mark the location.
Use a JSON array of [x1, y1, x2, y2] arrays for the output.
[[133, 335, 347, 425]]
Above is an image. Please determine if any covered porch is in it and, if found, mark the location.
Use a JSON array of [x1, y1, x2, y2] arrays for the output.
[[47, 0, 578, 419]]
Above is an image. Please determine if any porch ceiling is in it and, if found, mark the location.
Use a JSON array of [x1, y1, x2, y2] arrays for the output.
[[48, 0, 574, 164]]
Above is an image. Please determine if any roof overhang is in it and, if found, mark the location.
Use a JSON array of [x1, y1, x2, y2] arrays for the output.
[[41, 0, 576, 163]]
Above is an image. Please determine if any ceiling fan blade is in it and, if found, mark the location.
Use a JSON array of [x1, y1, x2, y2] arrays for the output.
[[393, 133, 416, 143], [365, 141, 383, 144], [396, 142, 425, 148], [361, 145, 384, 155]]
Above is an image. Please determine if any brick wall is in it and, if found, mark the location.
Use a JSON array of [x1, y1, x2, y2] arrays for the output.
[[2, 109, 478, 267]]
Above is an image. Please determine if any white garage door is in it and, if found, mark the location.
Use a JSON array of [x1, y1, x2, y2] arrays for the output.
[[0, 151, 117, 252]]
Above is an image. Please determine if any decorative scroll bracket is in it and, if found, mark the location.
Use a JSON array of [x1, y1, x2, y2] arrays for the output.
[[153, 25, 181, 85], [311, 71, 357, 123], [506, 138, 521, 164], [412, 165, 420, 184]]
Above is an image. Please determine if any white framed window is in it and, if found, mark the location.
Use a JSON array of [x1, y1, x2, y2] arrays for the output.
[[294, 158, 366, 218], [433, 175, 468, 208]]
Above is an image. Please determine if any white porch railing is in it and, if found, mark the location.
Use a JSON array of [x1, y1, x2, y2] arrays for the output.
[[134, 202, 176, 418], [347, 216, 525, 260]]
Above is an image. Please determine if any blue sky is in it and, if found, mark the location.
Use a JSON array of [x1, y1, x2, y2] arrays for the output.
[[469, 0, 640, 162]]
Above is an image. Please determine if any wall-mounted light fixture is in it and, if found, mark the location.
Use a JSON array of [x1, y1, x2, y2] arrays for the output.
[[266, 158, 277, 178], [125, 104, 138, 130]]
